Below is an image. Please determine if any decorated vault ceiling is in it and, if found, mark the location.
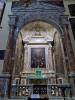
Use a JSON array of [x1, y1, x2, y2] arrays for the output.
[[21, 21, 58, 42]]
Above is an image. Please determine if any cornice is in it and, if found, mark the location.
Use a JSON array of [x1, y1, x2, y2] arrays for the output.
[[11, 2, 65, 15]]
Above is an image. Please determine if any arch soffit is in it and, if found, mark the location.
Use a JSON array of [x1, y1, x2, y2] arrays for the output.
[[21, 21, 57, 41], [17, 16, 63, 37]]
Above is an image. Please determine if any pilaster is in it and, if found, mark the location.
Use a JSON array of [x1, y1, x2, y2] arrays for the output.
[[24, 42, 28, 72], [48, 43, 53, 71], [3, 15, 17, 73]]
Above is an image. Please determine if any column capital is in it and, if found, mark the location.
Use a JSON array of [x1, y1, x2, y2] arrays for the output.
[[23, 40, 29, 48], [24, 43, 28, 48], [48, 43, 52, 49]]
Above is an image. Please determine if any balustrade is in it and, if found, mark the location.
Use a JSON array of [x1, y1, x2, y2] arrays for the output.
[[11, 84, 32, 98], [10, 84, 72, 99]]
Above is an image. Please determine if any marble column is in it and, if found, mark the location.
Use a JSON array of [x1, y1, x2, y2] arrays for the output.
[[52, 52, 56, 72], [24, 43, 28, 72], [48, 43, 53, 70], [60, 37, 68, 82], [48, 43, 56, 84]]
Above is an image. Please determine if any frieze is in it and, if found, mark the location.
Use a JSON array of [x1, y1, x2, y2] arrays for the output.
[[11, 2, 64, 15]]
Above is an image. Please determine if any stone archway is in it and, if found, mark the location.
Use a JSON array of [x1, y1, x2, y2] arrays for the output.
[[2, 1, 75, 97], [3, 0, 65, 75], [3, 15, 64, 75], [10, 20, 68, 98], [16, 16, 63, 39], [13, 21, 65, 84]]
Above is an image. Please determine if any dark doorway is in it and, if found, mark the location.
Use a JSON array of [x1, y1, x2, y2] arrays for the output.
[[28, 85, 48, 100], [28, 98, 49, 100], [33, 85, 47, 94]]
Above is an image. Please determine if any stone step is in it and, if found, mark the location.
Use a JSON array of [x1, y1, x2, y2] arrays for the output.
[[0, 97, 75, 100]]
